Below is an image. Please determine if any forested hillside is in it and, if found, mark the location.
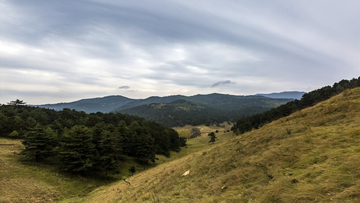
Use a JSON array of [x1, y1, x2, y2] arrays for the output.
[[232, 77, 360, 134], [114, 94, 291, 127], [112, 93, 291, 113], [36, 95, 135, 113], [118, 99, 272, 127], [0, 104, 186, 177]]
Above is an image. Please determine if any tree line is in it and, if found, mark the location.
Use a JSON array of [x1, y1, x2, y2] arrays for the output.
[[232, 77, 360, 134], [0, 104, 186, 177]]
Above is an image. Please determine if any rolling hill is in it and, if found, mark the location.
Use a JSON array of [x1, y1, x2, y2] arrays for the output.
[[35, 95, 136, 113], [35, 93, 291, 116], [112, 93, 291, 112], [77, 87, 360, 202], [118, 99, 273, 127], [35, 93, 292, 126], [113, 94, 292, 126]]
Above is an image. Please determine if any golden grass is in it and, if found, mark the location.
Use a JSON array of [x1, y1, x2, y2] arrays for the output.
[[77, 87, 360, 203], [0, 139, 110, 203]]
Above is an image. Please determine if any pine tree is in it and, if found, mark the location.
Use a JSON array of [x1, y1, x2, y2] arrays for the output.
[[98, 130, 120, 178], [133, 133, 157, 164], [208, 132, 217, 144], [21, 125, 57, 162], [58, 125, 95, 174]]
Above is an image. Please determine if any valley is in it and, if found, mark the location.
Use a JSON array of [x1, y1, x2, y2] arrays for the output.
[[73, 87, 360, 203], [2, 1, 359, 202], [1, 78, 360, 202]]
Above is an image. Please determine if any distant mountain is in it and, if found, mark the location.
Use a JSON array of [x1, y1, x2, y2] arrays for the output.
[[114, 94, 292, 127], [112, 93, 292, 113], [36, 95, 136, 113], [113, 95, 186, 111], [256, 91, 306, 99], [35, 93, 292, 126]]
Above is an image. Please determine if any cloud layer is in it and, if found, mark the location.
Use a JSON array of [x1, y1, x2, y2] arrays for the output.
[[1, 0, 360, 104]]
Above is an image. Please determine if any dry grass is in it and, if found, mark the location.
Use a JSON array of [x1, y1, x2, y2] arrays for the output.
[[0, 139, 108, 203], [0, 120, 234, 203], [76, 87, 360, 203]]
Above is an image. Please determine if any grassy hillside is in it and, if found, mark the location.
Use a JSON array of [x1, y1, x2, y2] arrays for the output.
[[0, 139, 108, 203], [0, 122, 231, 203], [77, 87, 360, 202]]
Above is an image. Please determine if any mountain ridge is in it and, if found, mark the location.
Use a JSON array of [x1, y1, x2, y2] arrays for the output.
[[35, 92, 294, 114], [256, 91, 306, 99]]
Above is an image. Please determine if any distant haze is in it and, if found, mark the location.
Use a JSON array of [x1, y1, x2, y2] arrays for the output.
[[1, 0, 360, 104], [256, 91, 306, 100]]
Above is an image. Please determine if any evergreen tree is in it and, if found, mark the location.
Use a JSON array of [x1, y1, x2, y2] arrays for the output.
[[117, 120, 130, 155], [7, 99, 26, 106], [21, 125, 57, 162], [128, 165, 136, 176], [98, 130, 120, 178], [179, 136, 187, 147], [58, 125, 95, 174], [9, 130, 19, 138], [133, 133, 157, 164], [208, 132, 217, 144]]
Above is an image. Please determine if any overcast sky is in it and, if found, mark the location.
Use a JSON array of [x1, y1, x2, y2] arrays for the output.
[[1, 0, 359, 104]]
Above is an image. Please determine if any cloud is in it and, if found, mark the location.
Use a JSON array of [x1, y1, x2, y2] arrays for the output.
[[1, 0, 360, 104], [211, 80, 235, 88], [118, 86, 130, 89]]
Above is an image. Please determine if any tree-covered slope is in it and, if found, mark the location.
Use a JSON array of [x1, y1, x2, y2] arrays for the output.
[[78, 86, 360, 203], [118, 99, 272, 127], [112, 95, 187, 111], [232, 77, 360, 134], [186, 93, 291, 110], [112, 94, 292, 127], [112, 93, 292, 113], [0, 104, 186, 177]]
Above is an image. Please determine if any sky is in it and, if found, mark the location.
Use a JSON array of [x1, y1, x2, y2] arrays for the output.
[[1, 0, 359, 105]]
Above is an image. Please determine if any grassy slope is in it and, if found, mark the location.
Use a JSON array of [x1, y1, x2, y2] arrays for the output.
[[79, 87, 360, 203], [0, 122, 232, 203], [0, 139, 112, 203]]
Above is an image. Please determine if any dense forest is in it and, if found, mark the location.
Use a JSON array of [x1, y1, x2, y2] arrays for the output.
[[119, 99, 272, 127], [0, 104, 186, 177], [114, 94, 292, 127], [232, 77, 360, 134]]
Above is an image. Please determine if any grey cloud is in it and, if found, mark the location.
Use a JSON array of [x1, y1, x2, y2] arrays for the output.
[[211, 80, 235, 88], [1, 0, 360, 104], [118, 86, 130, 89]]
